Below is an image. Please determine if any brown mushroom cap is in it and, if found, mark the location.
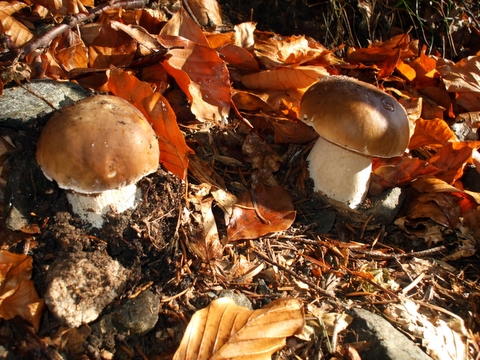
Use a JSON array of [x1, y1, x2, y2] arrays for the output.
[[36, 95, 160, 194], [300, 76, 410, 157]]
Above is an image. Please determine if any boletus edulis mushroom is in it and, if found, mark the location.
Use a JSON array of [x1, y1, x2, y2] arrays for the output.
[[36, 95, 160, 227], [300, 76, 410, 209]]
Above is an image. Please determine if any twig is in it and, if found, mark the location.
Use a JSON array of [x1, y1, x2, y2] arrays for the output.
[[253, 250, 335, 298], [23, 0, 148, 55]]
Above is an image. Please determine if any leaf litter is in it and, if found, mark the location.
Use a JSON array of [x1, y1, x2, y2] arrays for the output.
[[0, 0, 479, 359]]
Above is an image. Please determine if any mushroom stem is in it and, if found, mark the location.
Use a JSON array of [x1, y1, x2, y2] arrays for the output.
[[307, 137, 372, 209], [66, 184, 141, 228]]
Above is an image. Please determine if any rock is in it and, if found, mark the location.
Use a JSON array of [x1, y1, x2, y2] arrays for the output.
[[112, 290, 160, 336], [44, 250, 129, 328], [219, 290, 253, 310], [346, 307, 432, 360], [0, 80, 90, 129], [364, 187, 406, 225]]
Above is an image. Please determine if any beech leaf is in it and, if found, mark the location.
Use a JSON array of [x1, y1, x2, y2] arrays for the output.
[[227, 186, 296, 241], [158, 35, 231, 123], [241, 66, 329, 90], [173, 297, 305, 360], [0, 1, 33, 47], [107, 66, 193, 179], [0, 251, 44, 331]]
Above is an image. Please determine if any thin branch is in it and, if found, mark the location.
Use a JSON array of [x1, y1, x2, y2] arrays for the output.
[[23, 0, 148, 55]]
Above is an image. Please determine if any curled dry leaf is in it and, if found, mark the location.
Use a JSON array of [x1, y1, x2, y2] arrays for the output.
[[173, 297, 305, 360], [187, 0, 223, 27], [158, 35, 231, 124], [439, 56, 480, 112], [409, 118, 458, 150], [0, 1, 33, 47], [241, 66, 329, 91], [407, 192, 462, 229], [160, 7, 209, 46], [0, 251, 44, 331], [227, 185, 296, 241]]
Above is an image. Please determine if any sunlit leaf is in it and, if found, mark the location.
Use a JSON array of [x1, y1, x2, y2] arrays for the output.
[[107, 66, 193, 179], [407, 192, 461, 229], [50, 29, 88, 72], [88, 24, 137, 69], [216, 43, 260, 71], [160, 7, 209, 46], [158, 35, 231, 123], [187, 0, 223, 27], [31, 0, 88, 15], [173, 297, 304, 360], [408, 118, 458, 150], [0, 251, 44, 331], [439, 56, 480, 111], [227, 186, 296, 241], [395, 58, 416, 81], [428, 141, 480, 184], [241, 66, 328, 90], [371, 156, 440, 190], [0, 1, 33, 47]]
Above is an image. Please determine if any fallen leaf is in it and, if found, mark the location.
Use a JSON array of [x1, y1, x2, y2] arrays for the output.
[[159, 35, 231, 123], [107, 66, 193, 179], [407, 192, 461, 229], [160, 7, 209, 46], [0, 1, 33, 47], [187, 0, 223, 27], [227, 185, 296, 241], [0, 251, 44, 331], [428, 141, 480, 184], [408, 118, 458, 150], [241, 66, 328, 90], [173, 297, 304, 360]]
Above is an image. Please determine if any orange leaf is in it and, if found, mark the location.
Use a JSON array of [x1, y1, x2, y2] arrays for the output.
[[158, 35, 231, 123], [216, 43, 260, 72], [227, 186, 296, 241], [107, 66, 193, 179], [395, 59, 416, 81], [408, 118, 458, 149], [428, 141, 480, 184], [160, 7, 209, 46], [241, 66, 328, 90], [88, 24, 137, 69], [0, 251, 44, 331], [407, 192, 461, 229], [377, 50, 400, 79], [371, 156, 440, 189], [0, 1, 33, 47]]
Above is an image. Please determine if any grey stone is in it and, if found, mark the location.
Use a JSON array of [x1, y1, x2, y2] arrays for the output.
[[365, 187, 406, 225], [0, 80, 90, 129], [112, 290, 160, 336], [347, 307, 432, 360]]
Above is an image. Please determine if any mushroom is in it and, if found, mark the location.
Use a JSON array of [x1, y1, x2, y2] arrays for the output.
[[299, 76, 410, 209], [36, 95, 160, 227]]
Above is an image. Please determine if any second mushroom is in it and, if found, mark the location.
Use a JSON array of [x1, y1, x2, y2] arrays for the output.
[[300, 76, 410, 209]]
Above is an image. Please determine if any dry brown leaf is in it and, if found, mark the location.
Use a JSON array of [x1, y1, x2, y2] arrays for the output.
[[0, 251, 44, 331], [407, 192, 461, 229], [439, 56, 480, 111], [241, 66, 328, 90], [187, 0, 222, 27], [110, 20, 164, 56], [371, 156, 440, 190], [107, 66, 193, 179], [158, 35, 231, 123], [173, 297, 304, 360], [88, 24, 137, 69], [50, 30, 88, 72], [216, 43, 260, 71], [234, 22, 256, 49], [395, 58, 416, 81], [428, 141, 480, 184], [160, 7, 209, 46], [0, 1, 33, 47], [31, 0, 87, 14], [227, 185, 296, 241], [408, 118, 458, 150], [253, 34, 334, 69]]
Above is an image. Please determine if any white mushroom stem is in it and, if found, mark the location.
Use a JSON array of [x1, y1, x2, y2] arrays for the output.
[[308, 137, 372, 209], [66, 184, 141, 228]]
